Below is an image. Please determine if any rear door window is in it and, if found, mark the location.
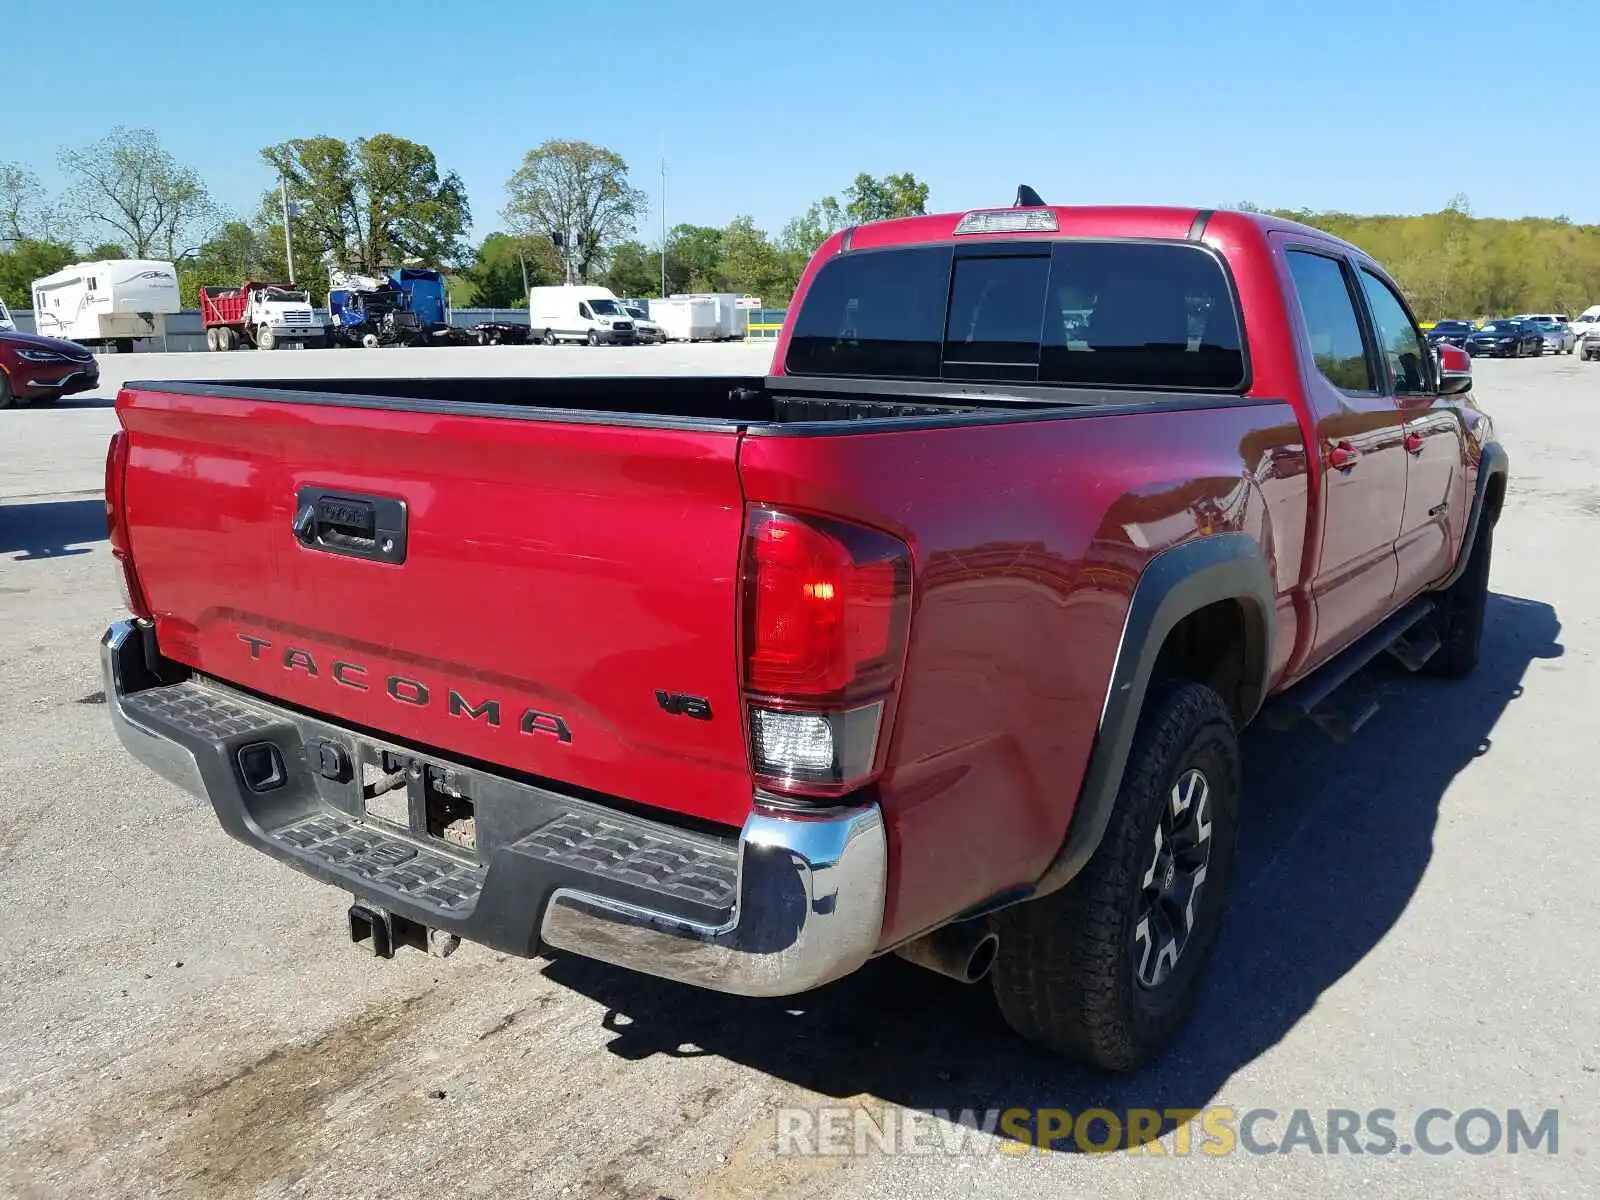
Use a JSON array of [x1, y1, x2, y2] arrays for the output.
[[1284, 250, 1377, 393], [786, 239, 1246, 390]]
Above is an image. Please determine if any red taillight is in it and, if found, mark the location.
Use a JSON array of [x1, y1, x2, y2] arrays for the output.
[[741, 507, 912, 798], [105, 430, 151, 619], [744, 509, 908, 701]]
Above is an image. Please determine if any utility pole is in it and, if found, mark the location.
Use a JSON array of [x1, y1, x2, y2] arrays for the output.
[[279, 173, 296, 284], [660, 150, 667, 298]]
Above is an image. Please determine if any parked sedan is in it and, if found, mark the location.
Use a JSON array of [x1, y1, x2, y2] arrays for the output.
[[1467, 319, 1543, 357], [0, 330, 100, 408], [1520, 315, 1576, 354], [1426, 319, 1477, 349]]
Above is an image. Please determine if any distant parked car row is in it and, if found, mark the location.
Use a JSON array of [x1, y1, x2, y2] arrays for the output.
[[1424, 308, 1600, 359]]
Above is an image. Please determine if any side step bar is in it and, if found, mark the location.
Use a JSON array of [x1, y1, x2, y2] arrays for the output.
[[1260, 597, 1438, 741]]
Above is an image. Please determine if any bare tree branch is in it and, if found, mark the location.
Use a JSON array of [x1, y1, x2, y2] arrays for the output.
[[58, 127, 220, 258]]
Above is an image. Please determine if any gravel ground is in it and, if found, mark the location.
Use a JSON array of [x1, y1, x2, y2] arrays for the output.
[[0, 349, 1595, 1198]]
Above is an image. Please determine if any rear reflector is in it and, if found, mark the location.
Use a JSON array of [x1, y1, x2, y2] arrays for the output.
[[954, 209, 1059, 235], [741, 508, 912, 799], [104, 429, 152, 619]]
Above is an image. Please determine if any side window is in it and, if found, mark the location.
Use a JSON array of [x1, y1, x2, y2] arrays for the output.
[[1284, 250, 1375, 392], [1358, 269, 1432, 396], [578, 302, 591, 319]]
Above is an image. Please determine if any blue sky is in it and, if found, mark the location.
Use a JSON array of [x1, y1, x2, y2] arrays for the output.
[[8, 0, 1598, 245]]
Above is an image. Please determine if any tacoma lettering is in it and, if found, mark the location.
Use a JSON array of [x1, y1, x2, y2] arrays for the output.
[[233, 632, 567, 743]]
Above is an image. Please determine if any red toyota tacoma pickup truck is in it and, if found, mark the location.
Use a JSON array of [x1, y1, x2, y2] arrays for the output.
[[101, 197, 1506, 1070]]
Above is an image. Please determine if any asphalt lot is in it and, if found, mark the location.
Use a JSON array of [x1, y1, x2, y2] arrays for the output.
[[0, 347, 1596, 1198]]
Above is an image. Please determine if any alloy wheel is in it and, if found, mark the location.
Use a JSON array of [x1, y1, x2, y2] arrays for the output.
[[1133, 767, 1213, 989]]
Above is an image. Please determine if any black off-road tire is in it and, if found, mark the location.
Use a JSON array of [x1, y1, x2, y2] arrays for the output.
[[1425, 517, 1493, 679], [990, 680, 1240, 1071]]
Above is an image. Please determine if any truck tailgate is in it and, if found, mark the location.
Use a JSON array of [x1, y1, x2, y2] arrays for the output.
[[117, 386, 754, 827]]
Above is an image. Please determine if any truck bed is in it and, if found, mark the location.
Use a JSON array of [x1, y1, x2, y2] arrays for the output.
[[128, 374, 1243, 432]]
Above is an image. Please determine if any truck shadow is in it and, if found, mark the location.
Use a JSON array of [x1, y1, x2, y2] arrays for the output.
[[0, 498, 107, 560], [542, 592, 1562, 1147]]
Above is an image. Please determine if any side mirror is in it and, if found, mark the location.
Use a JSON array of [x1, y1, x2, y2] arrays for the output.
[[1437, 343, 1473, 396]]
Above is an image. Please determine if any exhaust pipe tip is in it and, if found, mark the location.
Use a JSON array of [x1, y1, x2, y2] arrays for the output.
[[894, 920, 1000, 985]]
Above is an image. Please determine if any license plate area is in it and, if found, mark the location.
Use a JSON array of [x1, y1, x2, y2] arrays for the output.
[[360, 746, 478, 858]]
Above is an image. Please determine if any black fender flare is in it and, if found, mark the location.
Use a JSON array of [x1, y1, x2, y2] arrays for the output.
[[1031, 533, 1276, 898], [1434, 441, 1508, 592]]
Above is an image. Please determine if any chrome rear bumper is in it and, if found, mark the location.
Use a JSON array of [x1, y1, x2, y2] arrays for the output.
[[102, 619, 886, 997]]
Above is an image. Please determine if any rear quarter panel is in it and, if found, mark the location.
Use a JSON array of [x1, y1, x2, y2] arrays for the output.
[[739, 398, 1307, 945]]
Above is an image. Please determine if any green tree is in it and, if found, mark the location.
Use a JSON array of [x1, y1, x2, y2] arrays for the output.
[[779, 196, 844, 261], [603, 240, 661, 298], [1, 163, 61, 245], [503, 141, 647, 284], [1265, 198, 1600, 319], [717, 215, 786, 299], [58, 127, 219, 258], [465, 232, 560, 307], [261, 134, 471, 274], [842, 171, 929, 224], [666, 224, 725, 291], [0, 239, 75, 307]]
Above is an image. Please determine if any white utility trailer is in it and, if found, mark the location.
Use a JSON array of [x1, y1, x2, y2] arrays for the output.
[[649, 296, 719, 342], [671, 292, 750, 341], [30, 259, 180, 351]]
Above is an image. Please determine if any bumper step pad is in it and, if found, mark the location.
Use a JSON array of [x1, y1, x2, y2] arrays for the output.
[[277, 812, 485, 913], [517, 812, 738, 913]]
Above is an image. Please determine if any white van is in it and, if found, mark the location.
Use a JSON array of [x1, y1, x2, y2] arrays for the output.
[[527, 285, 638, 345]]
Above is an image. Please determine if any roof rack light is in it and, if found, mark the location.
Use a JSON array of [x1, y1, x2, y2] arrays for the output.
[[953, 209, 1059, 235]]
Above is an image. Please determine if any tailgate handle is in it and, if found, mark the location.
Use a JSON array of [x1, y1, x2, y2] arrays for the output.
[[292, 487, 407, 564]]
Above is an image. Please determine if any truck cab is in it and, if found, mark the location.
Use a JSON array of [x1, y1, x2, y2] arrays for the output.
[[245, 286, 318, 348]]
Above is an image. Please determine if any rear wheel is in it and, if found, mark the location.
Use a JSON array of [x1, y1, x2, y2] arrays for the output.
[[542, 329, 556, 346], [991, 681, 1240, 1070], [205, 327, 219, 352], [1425, 517, 1493, 679]]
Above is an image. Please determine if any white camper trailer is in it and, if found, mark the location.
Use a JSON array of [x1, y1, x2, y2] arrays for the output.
[[671, 292, 749, 341], [648, 296, 719, 342], [31, 259, 180, 351]]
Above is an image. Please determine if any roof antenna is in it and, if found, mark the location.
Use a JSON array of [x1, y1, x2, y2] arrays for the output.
[[1015, 185, 1045, 207]]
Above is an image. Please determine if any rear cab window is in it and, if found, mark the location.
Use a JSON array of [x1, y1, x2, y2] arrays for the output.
[[785, 239, 1247, 391]]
